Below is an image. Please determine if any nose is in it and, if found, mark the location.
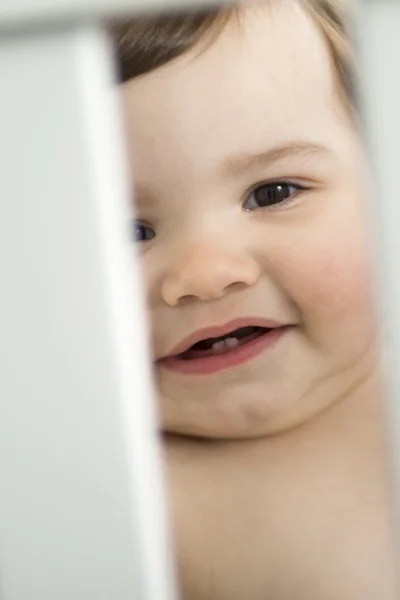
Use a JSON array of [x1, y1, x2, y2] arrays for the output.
[[161, 241, 260, 306]]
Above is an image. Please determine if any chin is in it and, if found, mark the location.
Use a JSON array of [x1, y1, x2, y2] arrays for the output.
[[160, 380, 317, 440]]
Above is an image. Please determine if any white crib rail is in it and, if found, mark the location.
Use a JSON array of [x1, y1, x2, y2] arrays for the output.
[[0, 18, 177, 600], [0, 0, 233, 29], [358, 0, 400, 564]]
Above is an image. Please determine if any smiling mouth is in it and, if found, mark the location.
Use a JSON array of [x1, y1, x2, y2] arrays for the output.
[[179, 326, 269, 360], [158, 323, 289, 376]]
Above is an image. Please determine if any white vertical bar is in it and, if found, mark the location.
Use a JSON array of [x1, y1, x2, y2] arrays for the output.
[[357, 0, 400, 538], [0, 24, 177, 600]]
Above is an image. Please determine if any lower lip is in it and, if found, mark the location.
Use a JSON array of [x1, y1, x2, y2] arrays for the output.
[[159, 327, 290, 375]]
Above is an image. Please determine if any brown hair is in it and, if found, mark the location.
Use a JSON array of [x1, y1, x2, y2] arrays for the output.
[[110, 0, 355, 112]]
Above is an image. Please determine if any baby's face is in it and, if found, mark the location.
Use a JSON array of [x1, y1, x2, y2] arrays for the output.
[[122, 1, 377, 440]]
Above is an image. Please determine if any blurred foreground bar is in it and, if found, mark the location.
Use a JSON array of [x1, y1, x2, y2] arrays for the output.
[[0, 13, 178, 600], [358, 0, 400, 554], [0, 0, 234, 30]]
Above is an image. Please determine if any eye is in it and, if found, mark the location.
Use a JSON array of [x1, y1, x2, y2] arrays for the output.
[[132, 220, 155, 242], [243, 182, 305, 211]]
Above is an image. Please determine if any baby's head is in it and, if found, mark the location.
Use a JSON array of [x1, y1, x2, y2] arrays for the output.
[[113, 0, 377, 440]]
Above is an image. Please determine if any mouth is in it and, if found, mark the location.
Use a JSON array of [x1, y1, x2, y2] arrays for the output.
[[159, 321, 290, 375], [180, 325, 268, 360]]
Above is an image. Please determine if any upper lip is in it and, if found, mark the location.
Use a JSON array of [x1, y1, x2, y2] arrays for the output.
[[160, 317, 285, 359]]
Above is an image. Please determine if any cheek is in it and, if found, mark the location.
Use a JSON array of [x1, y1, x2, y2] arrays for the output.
[[281, 230, 374, 326]]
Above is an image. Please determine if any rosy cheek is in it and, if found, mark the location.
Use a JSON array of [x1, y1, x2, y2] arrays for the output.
[[284, 238, 374, 323]]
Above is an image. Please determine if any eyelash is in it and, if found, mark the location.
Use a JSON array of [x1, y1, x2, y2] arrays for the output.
[[243, 180, 308, 212], [132, 180, 309, 242]]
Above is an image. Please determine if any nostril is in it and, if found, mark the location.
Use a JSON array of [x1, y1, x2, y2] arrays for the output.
[[179, 289, 222, 303], [224, 281, 250, 294], [178, 294, 198, 306], [163, 281, 250, 307]]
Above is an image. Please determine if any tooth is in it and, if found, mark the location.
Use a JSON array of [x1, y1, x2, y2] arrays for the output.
[[212, 341, 226, 352], [225, 337, 239, 349]]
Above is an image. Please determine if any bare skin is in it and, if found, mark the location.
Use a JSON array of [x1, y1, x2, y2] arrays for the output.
[[164, 374, 397, 600], [122, 2, 398, 598]]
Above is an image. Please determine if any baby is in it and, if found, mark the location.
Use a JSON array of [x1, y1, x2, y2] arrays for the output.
[[112, 2, 398, 599]]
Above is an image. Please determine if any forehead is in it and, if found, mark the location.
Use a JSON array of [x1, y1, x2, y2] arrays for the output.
[[122, 2, 346, 187]]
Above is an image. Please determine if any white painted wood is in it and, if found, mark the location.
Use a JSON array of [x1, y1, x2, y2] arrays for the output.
[[0, 0, 233, 30], [358, 0, 400, 539], [0, 24, 177, 600]]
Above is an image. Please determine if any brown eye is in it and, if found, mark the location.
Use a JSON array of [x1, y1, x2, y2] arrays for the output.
[[243, 182, 301, 210], [132, 221, 155, 242]]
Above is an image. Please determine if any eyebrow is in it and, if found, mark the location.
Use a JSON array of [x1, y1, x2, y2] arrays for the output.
[[220, 141, 333, 177]]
